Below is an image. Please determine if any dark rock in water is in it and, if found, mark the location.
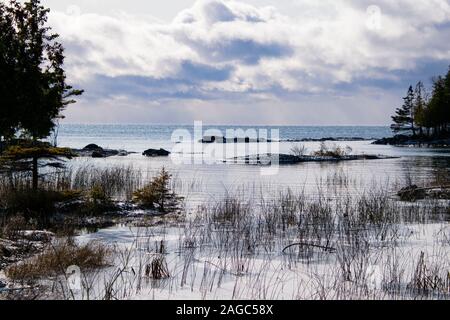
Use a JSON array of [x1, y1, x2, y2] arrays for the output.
[[91, 150, 105, 158], [397, 185, 450, 201], [397, 185, 426, 201], [143, 148, 171, 157], [72, 144, 125, 158], [83, 144, 103, 151], [201, 136, 224, 143], [200, 136, 271, 143]]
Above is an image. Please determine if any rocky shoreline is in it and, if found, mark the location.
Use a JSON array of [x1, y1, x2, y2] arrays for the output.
[[373, 135, 450, 147], [0, 209, 178, 289], [0, 231, 53, 272], [71, 144, 171, 158], [282, 137, 374, 142], [397, 185, 450, 201]]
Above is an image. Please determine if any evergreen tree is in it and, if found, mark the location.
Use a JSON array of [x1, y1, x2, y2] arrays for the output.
[[428, 76, 446, 136], [443, 66, 450, 132], [0, 0, 83, 190], [133, 168, 183, 214], [0, 2, 20, 143], [11, 0, 83, 139], [413, 82, 427, 136], [391, 86, 415, 135]]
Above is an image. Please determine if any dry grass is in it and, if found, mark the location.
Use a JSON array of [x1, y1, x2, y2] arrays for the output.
[[2, 166, 449, 300], [290, 144, 308, 157], [146, 255, 170, 279], [5, 238, 111, 282], [1, 214, 29, 240], [312, 142, 352, 157], [409, 251, 450, 296], [71, 164, 142, 200]]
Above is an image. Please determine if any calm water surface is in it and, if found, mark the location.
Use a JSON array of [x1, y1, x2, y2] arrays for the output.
[[57, 124, 450, 205]]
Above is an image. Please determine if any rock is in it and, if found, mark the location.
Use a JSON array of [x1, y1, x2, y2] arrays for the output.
[[18, 230, 54, 242], [91, 150, 105, 158], [372, 135, 409, 145], [200, 136, 225, 143], [200, 136, 271, 143], [427, 188, 450, 200], [83, 144, 103, 151], [72, 144, 124, 158], [143, 148, 171, 157], [285, 137, 370, 142], [397, 185, 426, 201], [0, 243, 12, 258], [373, 135, 450, 147]]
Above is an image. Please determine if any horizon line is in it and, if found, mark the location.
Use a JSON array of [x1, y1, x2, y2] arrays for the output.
[[60, 122, 390, 127]]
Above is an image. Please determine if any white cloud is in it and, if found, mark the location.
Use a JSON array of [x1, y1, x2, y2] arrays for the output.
[[48, 0, 450, 123]]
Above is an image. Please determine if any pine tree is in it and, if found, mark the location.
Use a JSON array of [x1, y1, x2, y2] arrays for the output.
[[133, 168, 183, 214], [391, 86, 415, 135], [391, 65, 450, 138], [0, 0, 83, 190], [443, 66, 450, 133], [13, 0, 83, 139], [0, 2, 20, 143], [428, 76, 446, 136], [413, 82, 427, 136], [0, 140, 75, 188]]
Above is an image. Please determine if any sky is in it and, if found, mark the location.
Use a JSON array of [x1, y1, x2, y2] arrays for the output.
[[39, 0, 450, 125]]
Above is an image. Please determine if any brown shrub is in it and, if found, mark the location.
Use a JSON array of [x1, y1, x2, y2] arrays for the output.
[[5, 238, 111, 281]]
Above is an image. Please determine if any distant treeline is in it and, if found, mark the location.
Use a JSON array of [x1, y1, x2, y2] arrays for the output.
[[391, 66, 450, 137]]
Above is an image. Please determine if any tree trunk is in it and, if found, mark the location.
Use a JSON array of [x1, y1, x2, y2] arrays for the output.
[[32, 155, 38, 190]]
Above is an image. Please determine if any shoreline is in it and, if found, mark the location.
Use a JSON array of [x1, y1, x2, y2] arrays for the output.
[[373, 135, 450, 148]]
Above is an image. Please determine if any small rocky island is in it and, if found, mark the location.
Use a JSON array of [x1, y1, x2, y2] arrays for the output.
[[225, 153, 397, 165], [142, 148, 171, 157], [72, 144, 132, 158], [223, 142, 398, 165]]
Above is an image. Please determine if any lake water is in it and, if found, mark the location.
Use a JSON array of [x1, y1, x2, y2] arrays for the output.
[[55, 124, 449, 300], [57, 124, 393, 152], [57, 124, 450, 205]]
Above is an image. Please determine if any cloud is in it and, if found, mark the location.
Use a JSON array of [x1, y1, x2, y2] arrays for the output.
[[49, 0, 450, 124]]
